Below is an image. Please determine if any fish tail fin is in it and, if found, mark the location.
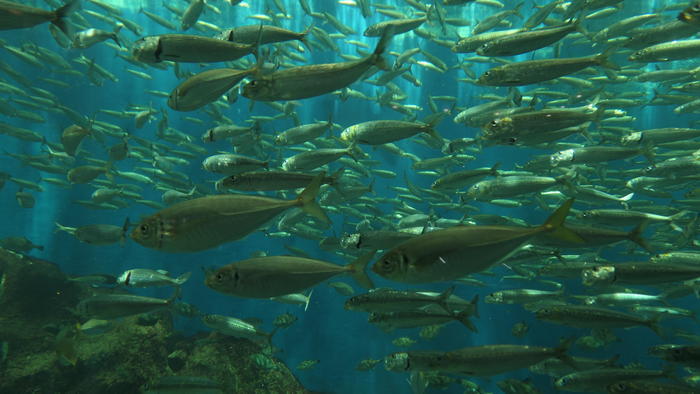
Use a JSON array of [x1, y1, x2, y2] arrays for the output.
[[299, 23, 314, 52], [297, 172, 331, 225], [436, 285, 455, 313], [372, 26, 395, 71], [489, 162, 501, 176], [454, 310, 478, 333], [304, 289, 313, 311], [111, 27, 123, 48], [542, 199, 584, 244], [605, 354, 621, 367], [176, 272, 192, 285], [119, 217, 130, 246], [513, 1, 525, 18], [167, 286, 182, 304], [329, 167, 345, 189], [470, 294, 479, 318], [52, 0, 80, 37], [348, 250, 376, 289], [54, 222, 76, 235], [628, 221, 652, 252], [596, 46, 620, 70], [555, 337, 577, 370], [647, 315, 664, 337]]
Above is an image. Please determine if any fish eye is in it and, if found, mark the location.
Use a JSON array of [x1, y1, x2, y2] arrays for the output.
[[483, 71, 490, 76], [611, 382, 626, 391], [216, 272, 225, 281], [139, 224, 149, 234], [249, 80, 258, 87], [506, 137, 517, 145]]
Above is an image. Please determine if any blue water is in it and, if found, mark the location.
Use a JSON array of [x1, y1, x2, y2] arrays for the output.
[[1, 0, 698, 393]]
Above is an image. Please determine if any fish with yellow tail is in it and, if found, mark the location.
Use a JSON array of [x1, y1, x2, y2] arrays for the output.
[[372, 199, 582, 284], [131, 173, 329, 253], [679, 3, 700, 25]]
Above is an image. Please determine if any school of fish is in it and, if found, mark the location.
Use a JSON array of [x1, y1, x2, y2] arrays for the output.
[[2, 0, 700, 392]]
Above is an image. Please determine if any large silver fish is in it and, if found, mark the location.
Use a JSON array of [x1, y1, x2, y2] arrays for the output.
[[131, 173, 329, 252], [372, 199, 581, 283]]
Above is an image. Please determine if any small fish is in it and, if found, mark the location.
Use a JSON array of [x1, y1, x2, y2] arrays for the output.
[[477, 49, 618, 86], [77, 291, 177, 320], [202, 314, 275, 346], [384, 341, 573, 376], [392, 337, 417, 347], [73, 26, 122, 49], [117, 269, 191, 288], [206, 252, 374, 298], [296, 359, 319, 370]]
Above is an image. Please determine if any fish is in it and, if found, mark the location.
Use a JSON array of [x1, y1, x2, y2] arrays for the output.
[[340, 119, 441, 145], [582, 263, 700, 286], [275, 117, 334, 145], [219, 24, 311, 49], [535, 305, 662, 336], [476, 20, 582, 57], [679, 3, 700, 25], [555, 367, 673, 392], [55, 219, 129, 246], [117, 269, 191, 288], [77, 292, 177, 320], [132, 34, 255, 63], [384, 341, 573, 376], [297, 360, 319, 370], [0, 236, 43, 253], [181, 0, 205, 31], [369, 308, 478, 332], [73, 26, 122, 49], [0, 0, 79, 36], [205, 251, 374, 298], [649, 344, 700, 367], [477, 49, 618, 86], [168, 67, 256, 111], [218, 169, 342, 192], [241, 28, 393, 101], [344, 287, 455, 313], [201, 314, 275, 346], [629, 38, 700, 62], [201, 154, 268, 176], [364, 15, 427, 37], [372, 199, 582, 283], [131, 173, 329, 252]]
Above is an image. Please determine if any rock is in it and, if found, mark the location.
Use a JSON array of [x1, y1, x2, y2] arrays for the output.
[[0, 247, 309, 394]]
